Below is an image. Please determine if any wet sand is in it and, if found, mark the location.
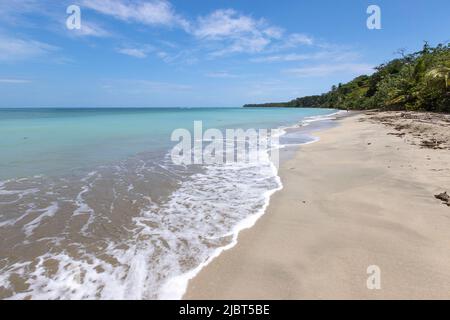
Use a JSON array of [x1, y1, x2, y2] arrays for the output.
[[184, 112, 450, 299]]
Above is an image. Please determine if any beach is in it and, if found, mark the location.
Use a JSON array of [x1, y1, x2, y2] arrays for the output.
[[184, 112, 450, 300], [0, 107, 337, 300]]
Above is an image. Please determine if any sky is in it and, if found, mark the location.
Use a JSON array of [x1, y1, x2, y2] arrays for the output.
[[0, 0, 449, 108]]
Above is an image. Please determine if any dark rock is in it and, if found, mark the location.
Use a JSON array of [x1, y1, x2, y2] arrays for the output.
[[435, 192, 450, 206]]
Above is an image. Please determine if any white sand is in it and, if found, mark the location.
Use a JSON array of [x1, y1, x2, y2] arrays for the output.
[[184, 113, 450, 299]]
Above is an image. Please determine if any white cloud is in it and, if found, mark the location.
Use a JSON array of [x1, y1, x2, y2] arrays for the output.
[[210, 37, 271, 57], [115, 44, 194, 65], [251, 53, 312, 63], [194, 9, 261, 39], [205, 71, 239, 78], [157, 49, 199, 65], [263, 27, 284, 39], [0, 78, 31, 84], [0, 34, 57, 62], [117, 45, 154, 58], [251, 50, 361, 63], [284, 33, 314, 47], [83, 0, 189, 29], [157, 51, 169, 59], [264, 33, 314, 53], [0, 0, 41, 25], [193, 9, 282, 56], [284, 63, 374, 77], [82, 2, 315, 58], [0, 1, 111, 39], [71, 21, 111, 37]]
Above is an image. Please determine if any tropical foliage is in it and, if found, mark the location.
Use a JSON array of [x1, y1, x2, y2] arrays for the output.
[[244, 43, 450, 113]]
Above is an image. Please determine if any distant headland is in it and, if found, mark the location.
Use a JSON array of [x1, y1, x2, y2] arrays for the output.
[[244, 43, 449, 114]]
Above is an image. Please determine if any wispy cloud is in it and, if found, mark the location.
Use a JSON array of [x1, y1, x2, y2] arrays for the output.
[[193, 9, 268, 40], [251, 50, 361, 63], [283, 33, 314, 47], [192, 9, 282, 56], [82, 0, 189, 29], [70, 21, 111, 38], [284, 63, 374, 77], [0, 34, 58, 62], [115, 44, 197, 65], [251, 53, 312, 63], [0, 0, 111, 39], [116, 45, 154, 58], [205, 71, 240, 78], [156, 49, 199, 65], [0, 0, 41, 26], [0, 78, 31, 84], [79, 2, 317, 58]]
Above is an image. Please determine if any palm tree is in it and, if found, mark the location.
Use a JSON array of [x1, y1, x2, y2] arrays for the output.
[[427, 66, 450, 89]]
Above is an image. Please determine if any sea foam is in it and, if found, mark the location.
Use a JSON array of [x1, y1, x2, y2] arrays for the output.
[[0, 109, 338, 300]]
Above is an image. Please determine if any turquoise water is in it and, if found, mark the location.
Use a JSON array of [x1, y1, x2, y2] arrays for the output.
[[0, 107, 336, 180], [0, 107, 338, 300]]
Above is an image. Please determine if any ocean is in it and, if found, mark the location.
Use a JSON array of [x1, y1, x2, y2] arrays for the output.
[[0, 107, 337, 299]]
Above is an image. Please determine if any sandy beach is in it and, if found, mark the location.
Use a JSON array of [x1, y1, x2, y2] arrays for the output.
[[184, 112, 450, 300]]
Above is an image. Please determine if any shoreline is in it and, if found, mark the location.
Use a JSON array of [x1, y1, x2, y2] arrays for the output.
[[160, 110, 342, 299], [184, 112, 450, 299], [0, 108, 341, 300]]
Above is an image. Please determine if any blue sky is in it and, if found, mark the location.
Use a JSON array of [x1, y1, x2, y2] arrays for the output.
[[0, 0, 449, 108]]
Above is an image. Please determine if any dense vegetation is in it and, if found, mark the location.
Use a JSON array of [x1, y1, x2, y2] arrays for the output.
[[244, 43, 450, 113]]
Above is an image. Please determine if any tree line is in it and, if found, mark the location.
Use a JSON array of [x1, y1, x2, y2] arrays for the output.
[[244, 43, 449, 113]]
